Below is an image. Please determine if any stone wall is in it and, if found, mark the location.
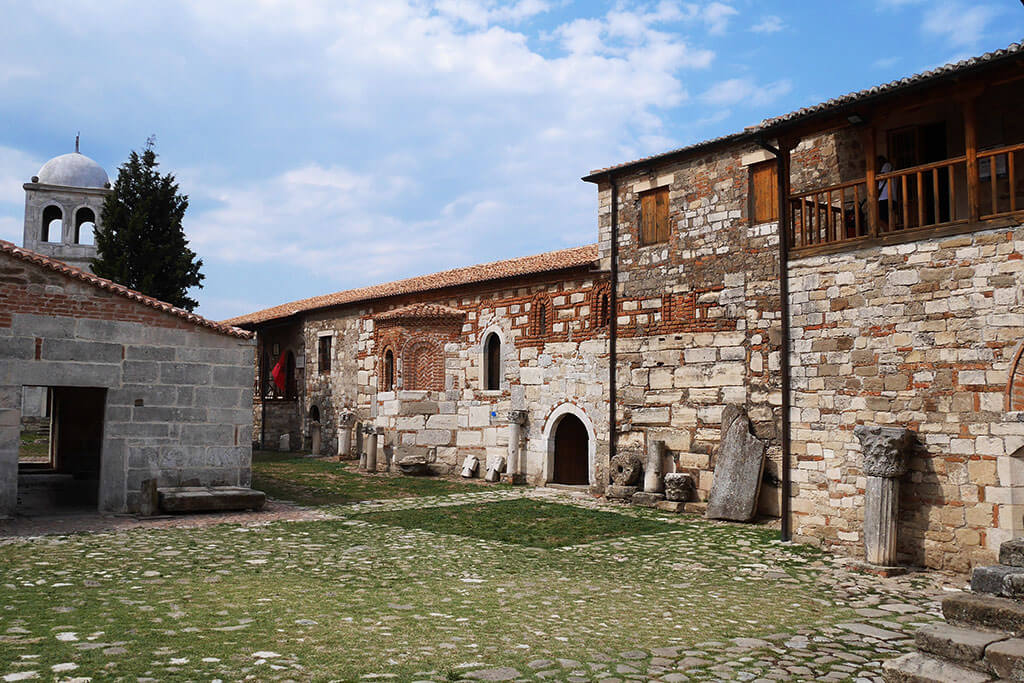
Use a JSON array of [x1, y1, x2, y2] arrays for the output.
[[788, 224, 1024, 571], [594, 141, 785, 511], [0, 250, 255, 514]]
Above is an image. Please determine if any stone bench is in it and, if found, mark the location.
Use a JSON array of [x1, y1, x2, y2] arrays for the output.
[[158, 487, 266, 514]]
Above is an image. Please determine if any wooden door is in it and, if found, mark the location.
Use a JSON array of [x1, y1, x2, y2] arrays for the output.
[[553, 414, 589, 485]]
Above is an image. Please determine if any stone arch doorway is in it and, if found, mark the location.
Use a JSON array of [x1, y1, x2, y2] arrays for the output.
[[551, 413, 589, 485]]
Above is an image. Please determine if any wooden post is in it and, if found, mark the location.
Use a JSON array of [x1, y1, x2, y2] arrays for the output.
[[965, 96, 980, 223], [864, 126, 879, 237]]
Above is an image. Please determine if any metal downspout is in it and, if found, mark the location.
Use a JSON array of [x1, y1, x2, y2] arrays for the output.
[[608, 175, 619, 466], [757, 138, 793, 543]]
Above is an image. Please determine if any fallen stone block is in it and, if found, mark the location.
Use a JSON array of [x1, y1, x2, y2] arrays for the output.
[[706, 407, 764, 522], [881, 651, 991, 683], [158, 487, 266, 514], [984, 637, 1024, 680], [606, 485, 638, 500], [943, 593, 1024, 636], [631, 491, 665, 507], [914, 622, 1005, 668]]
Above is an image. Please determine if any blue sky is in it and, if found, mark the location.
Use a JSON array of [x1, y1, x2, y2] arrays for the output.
[[1, 1, 1022, 320]]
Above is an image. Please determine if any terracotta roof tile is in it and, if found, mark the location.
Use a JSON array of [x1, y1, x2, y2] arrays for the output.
[[374, 303, 466, 321], [224, 244, 599, 327], [584, 41, 1023, 181], [0, 240, 253, 339]]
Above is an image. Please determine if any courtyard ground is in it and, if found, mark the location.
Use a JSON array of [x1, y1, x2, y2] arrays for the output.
[[0, 453, 961, 682]]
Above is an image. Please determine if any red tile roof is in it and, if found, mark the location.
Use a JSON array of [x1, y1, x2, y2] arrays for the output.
[[583, 41, 1023, 181], [224, 244, 599, 327], [0, 240, 253, 339], [374, 303, 466, 321]]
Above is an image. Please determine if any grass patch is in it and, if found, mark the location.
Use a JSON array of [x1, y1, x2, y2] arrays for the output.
[[18, 430, 49, 463], [251, 450, 501, 506], [362, 498, 678, 547]]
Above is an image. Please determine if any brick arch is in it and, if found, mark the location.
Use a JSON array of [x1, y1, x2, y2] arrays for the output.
[[403, 339, 443, 391], [530, 292, 551, 337], [590, 282, 611, 329], [1007, 340, 1024, 411]]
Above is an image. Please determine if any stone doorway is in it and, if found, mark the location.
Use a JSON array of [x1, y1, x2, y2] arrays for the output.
[[552, 414, 589, 485], [17, 387, 106, 515]]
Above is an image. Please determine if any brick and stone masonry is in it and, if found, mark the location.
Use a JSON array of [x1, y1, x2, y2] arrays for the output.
[[0, 241, 255, 515]]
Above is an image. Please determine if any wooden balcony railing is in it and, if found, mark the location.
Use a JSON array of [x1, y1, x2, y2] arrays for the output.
[[787, 142, 1024, 251]]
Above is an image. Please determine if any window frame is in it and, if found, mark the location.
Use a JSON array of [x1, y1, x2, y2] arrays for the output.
[[638, 186, 670, 246], [749, 160, 779, 225], [317, 334, 332, 375]]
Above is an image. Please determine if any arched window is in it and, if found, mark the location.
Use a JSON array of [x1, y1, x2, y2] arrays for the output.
[[405, 340, 442, 391], [285, 351, 296, 399], [41, 205, 62, 242], [74, 207, 96, 245], [309, 405, 320, 423], [484, 332, 501, 390], [383, 348, 395, 391], [531, 295, 550, 337], [599, 292, 610, 327]]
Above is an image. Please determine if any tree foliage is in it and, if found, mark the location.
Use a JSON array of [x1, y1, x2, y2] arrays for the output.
[[92, 138, 204, 311]]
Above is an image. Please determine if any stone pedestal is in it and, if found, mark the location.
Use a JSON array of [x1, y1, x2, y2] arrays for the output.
[[363, 425, 380, 473], [644, 439, 665, 493], [337, 411, 356, 459], [506, 410, 528, 483], [855, 424, 913, 568], [310, 422, 321, 456]]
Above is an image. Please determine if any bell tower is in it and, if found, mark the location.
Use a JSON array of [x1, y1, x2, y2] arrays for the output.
[[23, 137, 112, 273]]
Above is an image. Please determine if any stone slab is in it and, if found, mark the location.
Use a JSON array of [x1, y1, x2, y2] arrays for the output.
[[463, 667, 520, 681], [984, 637, 1024, 680], [655, 500, 685, 513], [1002, 538, 1024, 568], [915, 622, 1005, 666], [606, 485, 638, 500], [837, 622, 906, 641], [705, 411, 765, 521], [683, 502, 708, 514], [943, 593, 1024, 635], [158, 487, 266, 514], [849, 560, 908, 578], [881, 652, 992, 683], [972, 564, 1024, 597], [631, 491, 665, 507]]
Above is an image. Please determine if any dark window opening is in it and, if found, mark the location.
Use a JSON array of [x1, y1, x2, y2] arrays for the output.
[[42, 205, 62, 243], [318, 336, 332, 375], [484, 333, 501, 390], [640, 186, 670, 245], [74, 207, 96, 245], [285, 351, 297, 399], [599, 292, 610, 327], [383, 349, 394, 391]]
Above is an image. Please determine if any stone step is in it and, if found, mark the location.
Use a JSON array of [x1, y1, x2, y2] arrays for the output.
[[972, 564, 1024, 599], [914, 623, 1006, 670], [1001, 539, 1024, 568], [943, 593, 1024, 636], [882, 651, 993, 682], [158, 486, 266, 514], [984, 637, 1024, 680]]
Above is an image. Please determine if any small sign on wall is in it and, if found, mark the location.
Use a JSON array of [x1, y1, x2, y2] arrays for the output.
[[295, 354, 305, 369]]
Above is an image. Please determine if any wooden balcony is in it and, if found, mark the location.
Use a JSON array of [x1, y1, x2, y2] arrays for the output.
[[787, 145, 1024, 255]]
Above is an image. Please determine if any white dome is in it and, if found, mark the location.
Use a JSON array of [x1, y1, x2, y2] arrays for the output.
[[36, 152, 109, 188]]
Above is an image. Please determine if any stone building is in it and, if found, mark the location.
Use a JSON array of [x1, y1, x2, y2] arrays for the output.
[[0, 240, 255, 516], [231, 42, 1024, 570], [226, 246, 611, 487], [22, 140, 111, 274]]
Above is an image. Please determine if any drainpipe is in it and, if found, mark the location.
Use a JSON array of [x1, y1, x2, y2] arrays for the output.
[[757, 137, 792, 543], [608, 174, 619, 466]]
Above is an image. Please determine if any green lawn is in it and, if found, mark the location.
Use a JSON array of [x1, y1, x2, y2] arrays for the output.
[[363, 498, 678, 547], [251, 450, 504, 505], [18, 430, 50, 463]]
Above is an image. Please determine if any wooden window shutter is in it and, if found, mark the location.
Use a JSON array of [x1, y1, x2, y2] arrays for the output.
[[752, 162, 778, 224], [640, 187, 669, 245]]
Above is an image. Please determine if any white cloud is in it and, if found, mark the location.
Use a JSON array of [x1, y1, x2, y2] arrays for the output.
[[699, 77, 792, 107], [922, 3, 1001, 47], [0, 145, 42, 205], [750, 15, 784, 34], [694, 2, 738, 35]]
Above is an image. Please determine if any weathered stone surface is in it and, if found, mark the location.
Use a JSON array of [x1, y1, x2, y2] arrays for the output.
[[881, 652, 991, 683], [984, 637, 1024, 680], [943, 593, 1024, 635], [460, 455, 479, 478], [655, 500, 685, 513], [1001, 539, 1024, 568], [398, 454, 430, 476], [463, 667, 520, 681], [914, 623, 1004, 666], [664, 473, 694, 502], [484, 456, 505, 483], [864, 475, 901, 567], [643, 439, 665, 493], [609, 451, 643, 486], [706, 411, 764, 521], [631, 491, 665, 507], [855, 425, 913, 478], [606, 485, 638, 500], [158, 487, 265, 514], [972, 565, 1024, 597]]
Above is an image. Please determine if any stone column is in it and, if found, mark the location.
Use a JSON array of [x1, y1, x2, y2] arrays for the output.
[[337, 411, 356, 459], [363, 424, 379, 473], [644, 439, 666, 493], [855, 425, 914, 568], [503, 410, 528, 485]]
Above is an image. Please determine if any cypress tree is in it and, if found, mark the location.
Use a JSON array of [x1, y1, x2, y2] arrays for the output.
[[92, 137, 204, 311]]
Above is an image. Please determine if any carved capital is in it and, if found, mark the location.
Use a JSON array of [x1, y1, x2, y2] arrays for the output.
[[361, 423, 380, 436], [506, 409, 528, 426], [854, 424, 913, 478], [337, 411, 357, 429]]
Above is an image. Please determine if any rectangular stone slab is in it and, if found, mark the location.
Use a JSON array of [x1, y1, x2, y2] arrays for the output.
[[705, 414, 765, 521], [158, 487, 266, 514]]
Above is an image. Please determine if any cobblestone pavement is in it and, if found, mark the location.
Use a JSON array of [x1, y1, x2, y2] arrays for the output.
[[0, 487, 962, 681]]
